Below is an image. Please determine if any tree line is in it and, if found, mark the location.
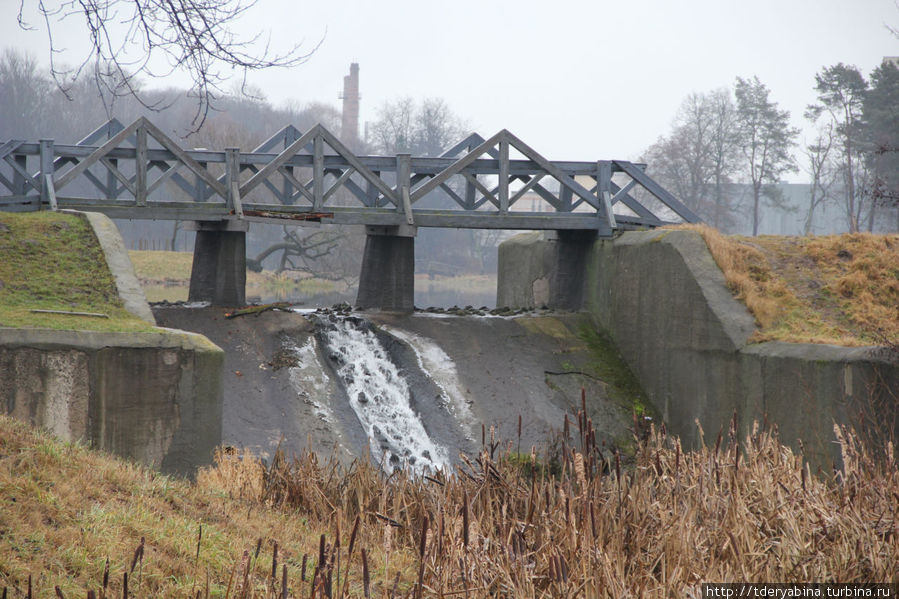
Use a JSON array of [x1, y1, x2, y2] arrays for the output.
[[0, 48, 492, 281], [642, 62, 899, 235]]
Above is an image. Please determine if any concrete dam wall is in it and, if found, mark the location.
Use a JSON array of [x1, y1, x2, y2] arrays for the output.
[[0, 328, 223, 476], [1, 211, 223, 476], [497, 229, 899, 467]]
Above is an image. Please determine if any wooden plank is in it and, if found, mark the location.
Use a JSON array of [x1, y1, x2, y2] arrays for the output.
[[278, 166, 314, 204], [410, 130, 504, 201], [337, 177, 374, 206], [0, 170, 13, 193], [610, 179, 638, 205], [614, 160, 701, 223], [316, 127, 398, 205], [438, 182, 466, 208], [44, 175, 57, 211], [75, 118, 125, 146], [146, 160, 183, 196], [509, 173, 545, 205], [226, 148, 242, 218], [313, 134, 324, 210], [462, 173, 497, 207], [503, 130, 601, 210], [396, 154, 411, 214], [54, 119, 140, 190], [499, 138, 509, 213], [5, 153, 40, 193], [323, 167, 356, 203], [140, 118, 228, 199], [609, 180, 661, 223], [99, 157, 136, 195], [0, 140, 23, 161], [39, 139, 54, 208], [240, 125, 319, 197], [135, 126, 148, 206], [596, 160, 617, 230]]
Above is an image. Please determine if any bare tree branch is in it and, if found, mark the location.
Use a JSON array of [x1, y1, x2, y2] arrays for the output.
[[16, 0, 321, 131]]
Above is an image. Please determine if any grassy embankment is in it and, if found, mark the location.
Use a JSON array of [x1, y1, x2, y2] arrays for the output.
[[672, 225, 899, 347], [0, 212, 156, 332], [2, 410, 897, 597]]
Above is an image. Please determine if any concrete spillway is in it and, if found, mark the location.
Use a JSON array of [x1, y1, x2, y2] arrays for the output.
[[152, 306, 638, 467]]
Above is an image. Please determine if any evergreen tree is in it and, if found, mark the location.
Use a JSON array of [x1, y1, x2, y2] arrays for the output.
[[862, 60, 899, 230]]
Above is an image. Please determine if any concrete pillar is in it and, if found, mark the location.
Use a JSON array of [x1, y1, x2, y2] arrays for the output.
[[355, 225, 416, 312], [187, 221, 247, 306], [548, 230, 597, 310]]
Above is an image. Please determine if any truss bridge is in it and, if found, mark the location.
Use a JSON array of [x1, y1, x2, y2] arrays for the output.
[[1, 117, 699, 310]]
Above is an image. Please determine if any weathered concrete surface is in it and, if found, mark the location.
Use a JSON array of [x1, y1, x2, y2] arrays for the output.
[[497, 229, 899, 466], [153, 307, 638, 463], [67, 210, 156, 324], [356, 230, 415, 312], [189, 225, 247, 307], [0, 328, 223, 476]]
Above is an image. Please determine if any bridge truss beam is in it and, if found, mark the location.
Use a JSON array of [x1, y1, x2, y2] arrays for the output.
[[0, 117, 700, 233]]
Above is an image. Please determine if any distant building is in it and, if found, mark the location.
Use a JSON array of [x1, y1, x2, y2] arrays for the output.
[[340, 63, 361, 146]]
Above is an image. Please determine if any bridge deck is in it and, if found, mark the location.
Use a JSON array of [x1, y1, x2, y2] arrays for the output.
[[0, 117, 700, 233]]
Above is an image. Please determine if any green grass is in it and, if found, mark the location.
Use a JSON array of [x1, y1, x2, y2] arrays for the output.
[[0, 212, 156, 332]]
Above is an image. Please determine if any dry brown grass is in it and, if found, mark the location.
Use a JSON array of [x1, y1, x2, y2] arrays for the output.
[[667, 225, 899, 346], [3, 406, 898, 598]]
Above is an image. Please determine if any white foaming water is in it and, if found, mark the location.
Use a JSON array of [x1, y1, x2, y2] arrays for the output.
[[320, 318, 450, 473], [379, 324, 476, 441], [287, 337, 336, 424]]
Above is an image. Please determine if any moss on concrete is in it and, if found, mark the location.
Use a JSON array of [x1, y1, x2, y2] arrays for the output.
[[577, 324, 652, 417]]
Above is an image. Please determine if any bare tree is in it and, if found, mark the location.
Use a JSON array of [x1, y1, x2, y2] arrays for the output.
[[642, 89, 740, 228], [15, 0, 318, 130], [0, 49, 54, 139], [734, 76, 799, 236], [802, 122, 837, 234], [369, 97, 467, 157], [807, 64, 868, 232]]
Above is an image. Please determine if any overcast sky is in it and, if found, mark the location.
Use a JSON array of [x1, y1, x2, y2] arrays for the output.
[[4, 0, 899, 174]]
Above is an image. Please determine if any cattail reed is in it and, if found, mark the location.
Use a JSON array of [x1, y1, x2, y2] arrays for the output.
[[347, 515, 360, 558], [362, 548, 371, 598], [462, 491, 470, 547], [129, 538, 144, 574], [271, 541, 278, 582], [195, 525, 202, 563], [102, 558, 109, 599]]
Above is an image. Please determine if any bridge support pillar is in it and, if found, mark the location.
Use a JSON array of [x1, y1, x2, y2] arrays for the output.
[[186, 220, 247, 306], [355, 225, 416, 312], [548, 230, 597, 310]]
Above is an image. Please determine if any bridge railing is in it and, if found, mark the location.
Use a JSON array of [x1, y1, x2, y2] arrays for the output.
[[0, 117, 700, 232]]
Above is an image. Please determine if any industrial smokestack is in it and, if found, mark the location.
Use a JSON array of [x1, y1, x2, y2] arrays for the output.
[[340, 63, 360, 146]]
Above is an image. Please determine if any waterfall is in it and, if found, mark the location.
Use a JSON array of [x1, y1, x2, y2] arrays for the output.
[[316, 315, 450, 474], [378, 324, 476, 441]]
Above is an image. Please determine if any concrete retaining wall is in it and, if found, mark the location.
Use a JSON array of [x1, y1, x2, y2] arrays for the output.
[[0, 328, 223, 476], [1, 211, 223, 476], [497, 229, 899, 466]]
